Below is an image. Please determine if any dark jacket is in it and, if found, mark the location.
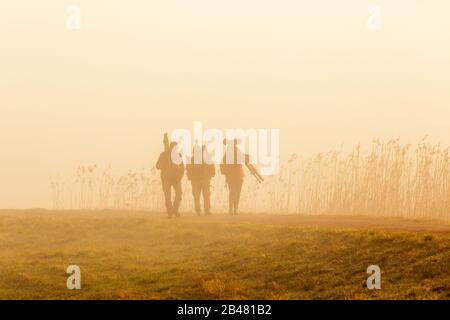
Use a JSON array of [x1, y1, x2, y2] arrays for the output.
[[220, 146, 245, 182], [186, 157, 215, 181]]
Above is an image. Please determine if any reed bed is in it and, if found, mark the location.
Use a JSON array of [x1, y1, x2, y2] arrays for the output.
[[50, 138, 449, 219]]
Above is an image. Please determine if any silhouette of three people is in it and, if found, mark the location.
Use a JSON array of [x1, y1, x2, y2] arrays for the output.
[[156, 135, 254, 218]]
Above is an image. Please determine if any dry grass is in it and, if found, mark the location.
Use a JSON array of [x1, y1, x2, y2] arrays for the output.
[[50, 138, 449, 220], [0, 210, 449, 300]]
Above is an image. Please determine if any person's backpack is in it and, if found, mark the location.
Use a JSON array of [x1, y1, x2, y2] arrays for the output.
[[220, 163, 229, 176]]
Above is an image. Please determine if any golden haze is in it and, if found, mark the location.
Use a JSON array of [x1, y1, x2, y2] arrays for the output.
[[1, 1, 450, 208]]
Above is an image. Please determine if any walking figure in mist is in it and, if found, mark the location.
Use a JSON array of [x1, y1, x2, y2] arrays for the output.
[[220, 139, 246, 215], [186, 145, 215, 216], [156, 134, 184, 218]]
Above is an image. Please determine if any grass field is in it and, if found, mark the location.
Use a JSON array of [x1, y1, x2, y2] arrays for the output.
[[0, 210, 449, 300]]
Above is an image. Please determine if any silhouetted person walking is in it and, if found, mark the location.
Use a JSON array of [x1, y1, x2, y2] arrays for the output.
[[220, 139, 245, 215], [186, 145, 215, 216], [156, 134, 184, 218]]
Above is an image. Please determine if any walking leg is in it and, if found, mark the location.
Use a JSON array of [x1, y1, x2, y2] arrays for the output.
[[191, 181, 201, 215], [202, 180, 211, 215], [162, 179, 172, 218], [233, 180, 243, 215], [227, 183, 234, 214], [172, 181, 183, 217]]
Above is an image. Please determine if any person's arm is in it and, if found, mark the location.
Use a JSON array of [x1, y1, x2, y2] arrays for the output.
[[178, 156, 185, 179], [220, 154, 227, 175], [220, 163, 227, 175], [155, 153, 163, 170], [186, 163, 192, 180], [209, 164, 215, 178]]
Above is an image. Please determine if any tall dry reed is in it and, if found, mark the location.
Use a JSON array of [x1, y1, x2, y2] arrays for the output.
[[50, 138, 449, 219]]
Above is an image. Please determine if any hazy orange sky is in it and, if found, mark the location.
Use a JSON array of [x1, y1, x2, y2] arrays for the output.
[[1, 1, 449, 208]]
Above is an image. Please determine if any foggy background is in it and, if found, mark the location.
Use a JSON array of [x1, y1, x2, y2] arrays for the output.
[[1, 0, 449, 208]]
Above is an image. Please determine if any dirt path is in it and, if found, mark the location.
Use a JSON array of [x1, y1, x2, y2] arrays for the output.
[[226, 213, 450, 233], [1, 209, 449, 234]]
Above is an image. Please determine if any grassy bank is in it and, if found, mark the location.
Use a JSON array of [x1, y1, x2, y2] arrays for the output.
[[0, 210, 449, 299]]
